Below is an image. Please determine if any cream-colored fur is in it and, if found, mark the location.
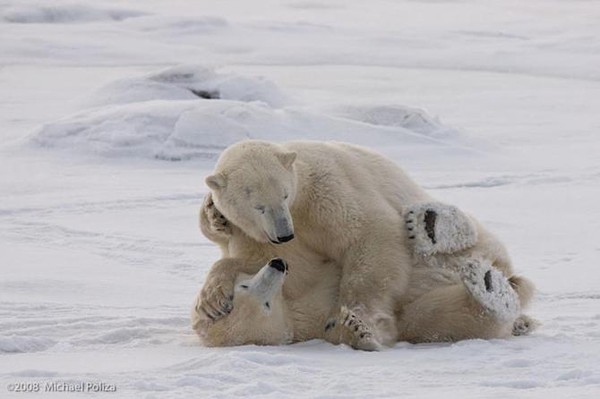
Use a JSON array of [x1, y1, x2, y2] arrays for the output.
[[194, 140, 536, 349], [193, 258, 357, 347], [193, 255, 535, 347], [198, 140, 432, 349]]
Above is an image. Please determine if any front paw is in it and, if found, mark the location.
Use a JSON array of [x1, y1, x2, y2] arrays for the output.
[[194, 275, 234, 322], [200, 193, 232, 239], [405, 202, 477, 256]]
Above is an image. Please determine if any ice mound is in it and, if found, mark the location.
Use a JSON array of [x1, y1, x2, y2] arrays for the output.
[[330, 105, 460, 140], [31, 65, 462, 161], [33, 100, 203, 160], [86, 65, 289, 109], [1, 3, 146, 24]]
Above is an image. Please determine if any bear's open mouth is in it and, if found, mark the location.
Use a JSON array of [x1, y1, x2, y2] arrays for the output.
[[268, 235, 294, 245]]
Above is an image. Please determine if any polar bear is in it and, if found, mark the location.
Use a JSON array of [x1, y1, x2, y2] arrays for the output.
[[193, 258, 390, 347], [194, 140, 535, 349], [193, 211, 536, 347], [193, 257, 366, 347]]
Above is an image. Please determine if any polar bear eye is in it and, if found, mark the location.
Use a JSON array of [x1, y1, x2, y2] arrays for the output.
[[255, 206, 265, 214], [283, 194, 289, 200], [264, 302, 271, 310], [240, 284, 249, 289]]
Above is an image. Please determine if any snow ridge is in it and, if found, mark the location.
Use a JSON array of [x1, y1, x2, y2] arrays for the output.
[[30, 65, 462, 161]]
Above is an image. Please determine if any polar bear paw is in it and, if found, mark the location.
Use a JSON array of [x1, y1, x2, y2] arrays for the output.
[[340, 306, 383, 351], [460, 260, 520, 322], [193, 277, 234, 322], [512, 314, 540, 336], [200, 192, 232, 239], [405, 202, 478, 256]]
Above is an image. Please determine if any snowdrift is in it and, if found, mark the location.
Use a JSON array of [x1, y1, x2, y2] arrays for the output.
[[30, 65, 461, 160]]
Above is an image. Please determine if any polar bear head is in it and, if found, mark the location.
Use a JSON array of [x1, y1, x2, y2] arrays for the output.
[[206, 140, 297, 244], [194, 258, 292, 347]]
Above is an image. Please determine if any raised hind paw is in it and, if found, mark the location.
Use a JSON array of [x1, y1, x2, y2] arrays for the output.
[[340, 306, 383, 351], [460, 259, 520, 322], [405, 202, 477, 256]]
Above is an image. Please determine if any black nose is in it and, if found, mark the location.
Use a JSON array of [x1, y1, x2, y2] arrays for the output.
[[276, 234, 294, 243], [269, 258, 287, 273]]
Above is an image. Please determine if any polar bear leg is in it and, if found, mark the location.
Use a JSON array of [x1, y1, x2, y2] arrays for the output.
[[405, 202, 478, 256], [459, 259, 520, 322], [337, 226, 410, 350], [397, 283, 511, 342]]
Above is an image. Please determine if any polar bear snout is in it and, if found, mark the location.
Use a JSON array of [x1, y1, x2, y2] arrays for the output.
[[265, 205, 295, 244], [273, 209, 294, 243], [269, 258, 288, 273], [244, 260, 288, 304]]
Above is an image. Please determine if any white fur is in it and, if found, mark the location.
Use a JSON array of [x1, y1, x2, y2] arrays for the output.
[[195, 140, 536, 349], [195, 255, 534, 347], [199, 140, 431, 349]]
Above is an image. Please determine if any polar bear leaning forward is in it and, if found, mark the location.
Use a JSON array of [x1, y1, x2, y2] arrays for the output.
[[193, 140, 536, 349]]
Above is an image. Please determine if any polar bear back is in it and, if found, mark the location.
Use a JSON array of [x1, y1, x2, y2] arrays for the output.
[[284, 141, 431, 210]]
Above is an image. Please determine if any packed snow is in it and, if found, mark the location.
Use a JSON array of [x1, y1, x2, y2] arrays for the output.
[[1, 0, 599, 398]]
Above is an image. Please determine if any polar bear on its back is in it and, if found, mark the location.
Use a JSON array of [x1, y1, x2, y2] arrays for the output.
[[194, 207, 536, 347], [194, 140, 535, 349], [194, 253, 535, 347]]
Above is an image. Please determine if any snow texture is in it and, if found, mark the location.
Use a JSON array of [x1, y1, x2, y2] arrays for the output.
[[1, 0, 600, 398]]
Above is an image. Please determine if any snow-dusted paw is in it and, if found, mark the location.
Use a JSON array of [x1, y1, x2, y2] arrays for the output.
[[405, 202, 477, 256], [460, 260, 520, 322], [340, 306, 382, 351], [512, 314, 540, 336]]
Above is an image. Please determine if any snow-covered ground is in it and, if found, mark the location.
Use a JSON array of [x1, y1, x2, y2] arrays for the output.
[[1, 0, 599, 397]]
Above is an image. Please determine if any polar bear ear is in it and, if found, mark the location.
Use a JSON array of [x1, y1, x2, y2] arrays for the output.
[[276, 152, 297, 170], [205, 173, 226, 190]]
